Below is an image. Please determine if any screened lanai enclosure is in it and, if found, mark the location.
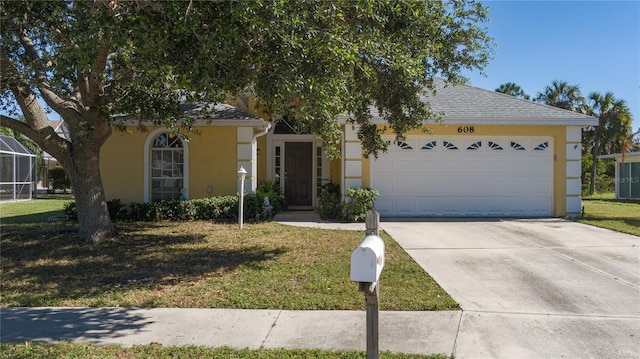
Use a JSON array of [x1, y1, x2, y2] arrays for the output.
[[0, 135, 36, 201]]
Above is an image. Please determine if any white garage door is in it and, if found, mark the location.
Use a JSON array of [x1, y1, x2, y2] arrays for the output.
[[371, 136, 553, 217]]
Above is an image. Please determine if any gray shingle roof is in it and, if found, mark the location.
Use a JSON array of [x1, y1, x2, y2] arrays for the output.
[[117, 102, 267, 127], [343, 78, 597, 125], [424, 78, 596, 123], [180, 103, 264, 121]]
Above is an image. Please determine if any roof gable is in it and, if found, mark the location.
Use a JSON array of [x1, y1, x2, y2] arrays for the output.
[[340, 78, 597, 126], [423, 78, 596, 124], [120, 103, 268, 127]]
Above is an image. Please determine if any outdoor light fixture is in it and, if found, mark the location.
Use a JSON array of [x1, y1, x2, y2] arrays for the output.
[[238, 167, 247, 230]]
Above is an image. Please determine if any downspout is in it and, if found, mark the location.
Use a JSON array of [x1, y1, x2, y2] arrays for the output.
[[251, 122, 272, 193], [253, 122, 272, 143]]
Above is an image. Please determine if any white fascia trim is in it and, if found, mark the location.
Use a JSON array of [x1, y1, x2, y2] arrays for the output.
[[598, 152, 640, 160], [337, 116, 598, 126], [125, 119, 270, 128]]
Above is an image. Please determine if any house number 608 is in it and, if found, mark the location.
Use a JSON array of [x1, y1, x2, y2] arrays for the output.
[[457, 126, 475, 133]]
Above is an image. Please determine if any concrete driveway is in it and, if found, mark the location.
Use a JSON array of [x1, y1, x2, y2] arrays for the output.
[[381, 218, 640, 358]]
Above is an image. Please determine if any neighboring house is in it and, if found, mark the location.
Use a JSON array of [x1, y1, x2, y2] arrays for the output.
[[41, 120, 70, 189], [598, 152, 640, 200], [0, 134, 36, 201], [100, 79, 597, 217]]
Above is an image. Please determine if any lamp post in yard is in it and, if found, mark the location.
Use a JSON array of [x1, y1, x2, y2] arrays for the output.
[[238, 166, 247, 230]]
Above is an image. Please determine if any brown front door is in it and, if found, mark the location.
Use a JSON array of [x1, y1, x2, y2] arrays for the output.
[[284, 142, 313, 207]]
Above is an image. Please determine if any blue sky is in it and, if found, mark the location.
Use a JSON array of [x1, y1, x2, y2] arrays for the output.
[[464, 0, 640, 130]]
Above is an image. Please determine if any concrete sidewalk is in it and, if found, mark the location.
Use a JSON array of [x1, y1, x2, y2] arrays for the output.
[[0, 307, 461, 356]]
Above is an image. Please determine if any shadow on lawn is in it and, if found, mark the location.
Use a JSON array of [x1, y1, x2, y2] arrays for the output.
[[1, 223, 287, 306], [0, 210, 67, 225]]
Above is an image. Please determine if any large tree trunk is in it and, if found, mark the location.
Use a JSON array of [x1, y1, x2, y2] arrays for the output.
[[60, 111, 114, 243], [65, 145, 113, 243]]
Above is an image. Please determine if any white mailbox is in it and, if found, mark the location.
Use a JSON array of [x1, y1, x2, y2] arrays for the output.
[[350, 234, 385, 283]]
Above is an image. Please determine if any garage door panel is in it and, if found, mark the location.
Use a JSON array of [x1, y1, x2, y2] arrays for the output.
[[393, 177, 416, 194], [374, 174, 396, 193], [416, 179, 444, 195], [415, 160, 439, 173], [394, 159, 418, 172], [372, 136, 553, 217], [526, 159, 552, 173]]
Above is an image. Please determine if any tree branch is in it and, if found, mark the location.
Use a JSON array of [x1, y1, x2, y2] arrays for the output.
[[0, 48, 50, 131], [77, 42, 112, 108], [6, 13, 78, 118]]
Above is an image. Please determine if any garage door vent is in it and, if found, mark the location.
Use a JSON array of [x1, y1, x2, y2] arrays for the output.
[[467, 141, 482, 150], [535, 142, 549, 151], [396, 141, 413, 150], [421, 141, 437, 150], [489, 141, 503, 150], [443, 141, 458, 150]]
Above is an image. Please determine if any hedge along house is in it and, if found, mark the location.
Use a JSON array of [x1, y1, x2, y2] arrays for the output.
[[598, 152, 640, 200], [100, 103, 270, 203]]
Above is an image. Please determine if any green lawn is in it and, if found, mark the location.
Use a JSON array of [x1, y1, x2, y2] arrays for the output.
[[0, 196, 457, 311], [0, 194, 72, 224], [576, 197, 640, 237], [0, 343, 450, 359]]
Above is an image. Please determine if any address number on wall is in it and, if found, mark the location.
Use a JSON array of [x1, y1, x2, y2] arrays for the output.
[[457, 126, 475, 133]]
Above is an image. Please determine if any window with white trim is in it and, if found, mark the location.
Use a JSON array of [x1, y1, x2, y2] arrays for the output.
[[150, 132, 184, 201]]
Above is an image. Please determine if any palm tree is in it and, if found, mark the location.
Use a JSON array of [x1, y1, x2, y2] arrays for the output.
[[585, 91, 633, 194], [621, 128, 640, 164], [495, 82, 530, 100], [535, 80, 586, 113]]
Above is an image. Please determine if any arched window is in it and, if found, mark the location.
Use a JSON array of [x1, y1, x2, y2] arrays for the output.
[[150, 132, 184, 201]]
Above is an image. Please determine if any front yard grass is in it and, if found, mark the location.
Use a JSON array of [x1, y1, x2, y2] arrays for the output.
[[576, 198, 640, 237], [0, 343, 450, 359], [0, 218, 457, 310], [0, 194, 72, 224]]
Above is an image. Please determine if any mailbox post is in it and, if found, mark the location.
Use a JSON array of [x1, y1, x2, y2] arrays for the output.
[[350, 211, 384, 359]]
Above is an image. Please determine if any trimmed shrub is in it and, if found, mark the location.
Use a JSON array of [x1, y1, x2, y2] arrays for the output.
[[343, 187, 380, 222], [107, 199, 128, 221], [49, 167, 71, 193], [65, 198, 136, 222], [63, 201, 77, 220], [64, 194, 261, 223], [256, 181, 286, 217], [319, 181, 342, 220]]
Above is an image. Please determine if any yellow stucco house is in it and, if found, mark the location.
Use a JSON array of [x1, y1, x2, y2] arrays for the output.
[[101, 79, 597, 217]]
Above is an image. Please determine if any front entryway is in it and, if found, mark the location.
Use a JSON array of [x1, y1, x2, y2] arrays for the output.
[[284, 142, 313, 207]]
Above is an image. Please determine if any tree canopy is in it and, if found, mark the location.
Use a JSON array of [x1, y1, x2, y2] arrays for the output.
[[533, 79, 636, 194], [1, 0, 493, 242], [584, 91, 633, 194], [534, 80, 586, 113], [495, 82, 530, 100]]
